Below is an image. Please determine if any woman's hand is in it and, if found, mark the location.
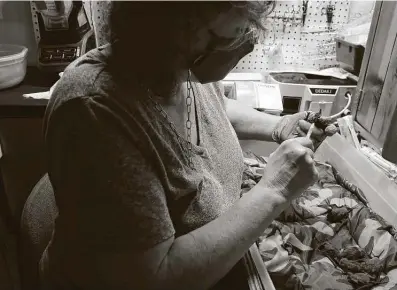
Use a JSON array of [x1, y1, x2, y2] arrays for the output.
[[272, 111, 338, 147], [260, 137, 318, 201]]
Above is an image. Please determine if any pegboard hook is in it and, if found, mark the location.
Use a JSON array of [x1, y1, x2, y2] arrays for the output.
[[282, 11, 289, 33], [291, 5, 296, 14], [295, 5, 302, 14], [283, 10, 289, 20]]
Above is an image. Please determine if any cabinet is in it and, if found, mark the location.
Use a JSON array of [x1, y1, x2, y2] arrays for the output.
[[352, 1, 397, 163]]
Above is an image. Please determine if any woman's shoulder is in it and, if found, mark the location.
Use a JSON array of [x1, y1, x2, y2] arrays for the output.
[[49, 49, 115, 106], [43, 50, 145, 147], [44, 56, 132, 136]]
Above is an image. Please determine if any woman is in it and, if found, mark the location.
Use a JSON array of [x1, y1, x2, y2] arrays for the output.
[[40, 2, 335, 290]]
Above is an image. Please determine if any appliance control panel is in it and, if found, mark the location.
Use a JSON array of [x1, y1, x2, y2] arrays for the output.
[[39, 46, 80, 64]]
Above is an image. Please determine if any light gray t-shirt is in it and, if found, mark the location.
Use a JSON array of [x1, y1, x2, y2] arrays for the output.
[[41, 44, 247, 289]]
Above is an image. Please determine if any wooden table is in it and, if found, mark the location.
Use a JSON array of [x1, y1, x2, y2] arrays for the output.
[[0, 67, 55, 118]]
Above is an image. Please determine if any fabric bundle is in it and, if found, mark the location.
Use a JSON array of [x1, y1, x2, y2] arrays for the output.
[[241, 152, 397, 290]]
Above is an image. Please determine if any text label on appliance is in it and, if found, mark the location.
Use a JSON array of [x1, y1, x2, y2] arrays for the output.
[[310, 88, 337, 95]]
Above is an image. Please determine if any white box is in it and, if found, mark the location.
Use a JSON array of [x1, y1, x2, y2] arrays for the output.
[[227, 81, 283, 116]]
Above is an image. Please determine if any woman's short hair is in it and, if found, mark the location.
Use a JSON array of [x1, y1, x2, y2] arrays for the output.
[[110, 1, 274, 43], [108, 1, 274, 93]]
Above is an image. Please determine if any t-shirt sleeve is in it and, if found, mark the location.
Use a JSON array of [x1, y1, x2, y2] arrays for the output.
[[45, 96, 175, 251]]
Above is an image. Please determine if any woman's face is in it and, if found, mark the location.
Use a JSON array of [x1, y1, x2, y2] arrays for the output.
[[188, 6, 255, 83], [193, 7, 251, 54]]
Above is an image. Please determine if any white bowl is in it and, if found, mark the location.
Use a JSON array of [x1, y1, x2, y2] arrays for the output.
[[0, 44, 28, 90]]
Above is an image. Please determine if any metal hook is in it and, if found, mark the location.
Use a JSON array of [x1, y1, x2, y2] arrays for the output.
[[283, 11, 289, 21], [291, 5, 296, 14], [295, 5, 301, 14], [273, 10, 278, 19], [302, 0, 309, 26], [302, 0, 308, 12], [321, 4, 335, 15], [282, 11, 289, 33]]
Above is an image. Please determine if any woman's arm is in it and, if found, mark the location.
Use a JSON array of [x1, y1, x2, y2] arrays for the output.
[[106, 138, 317, 290], [223, 96, 281, 142], [134, 183, 288, 290], [99, 139, 316, 290]]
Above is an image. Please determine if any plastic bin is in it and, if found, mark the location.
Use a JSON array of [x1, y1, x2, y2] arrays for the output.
[[336, 38, 365, 76], [0, 44, 28, 90], [269, 72, 357, 116]]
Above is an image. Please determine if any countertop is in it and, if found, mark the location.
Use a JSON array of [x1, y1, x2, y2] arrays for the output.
[[0, 67, 58, 118]]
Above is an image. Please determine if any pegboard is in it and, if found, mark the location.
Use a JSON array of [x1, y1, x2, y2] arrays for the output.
[[233, 0, 375, 73], [30, 0, 375, 74], [30, 2, 40, 44]]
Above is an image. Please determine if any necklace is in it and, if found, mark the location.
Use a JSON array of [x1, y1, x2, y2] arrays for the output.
[[147, 70, 196, 168]]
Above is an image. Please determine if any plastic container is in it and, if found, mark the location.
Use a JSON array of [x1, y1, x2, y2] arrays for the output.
[[0, 44, 28, 90], [335, 38, 365, 76]]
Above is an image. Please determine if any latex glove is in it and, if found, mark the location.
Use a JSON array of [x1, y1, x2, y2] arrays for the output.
[[272, 111, 338, 147]]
